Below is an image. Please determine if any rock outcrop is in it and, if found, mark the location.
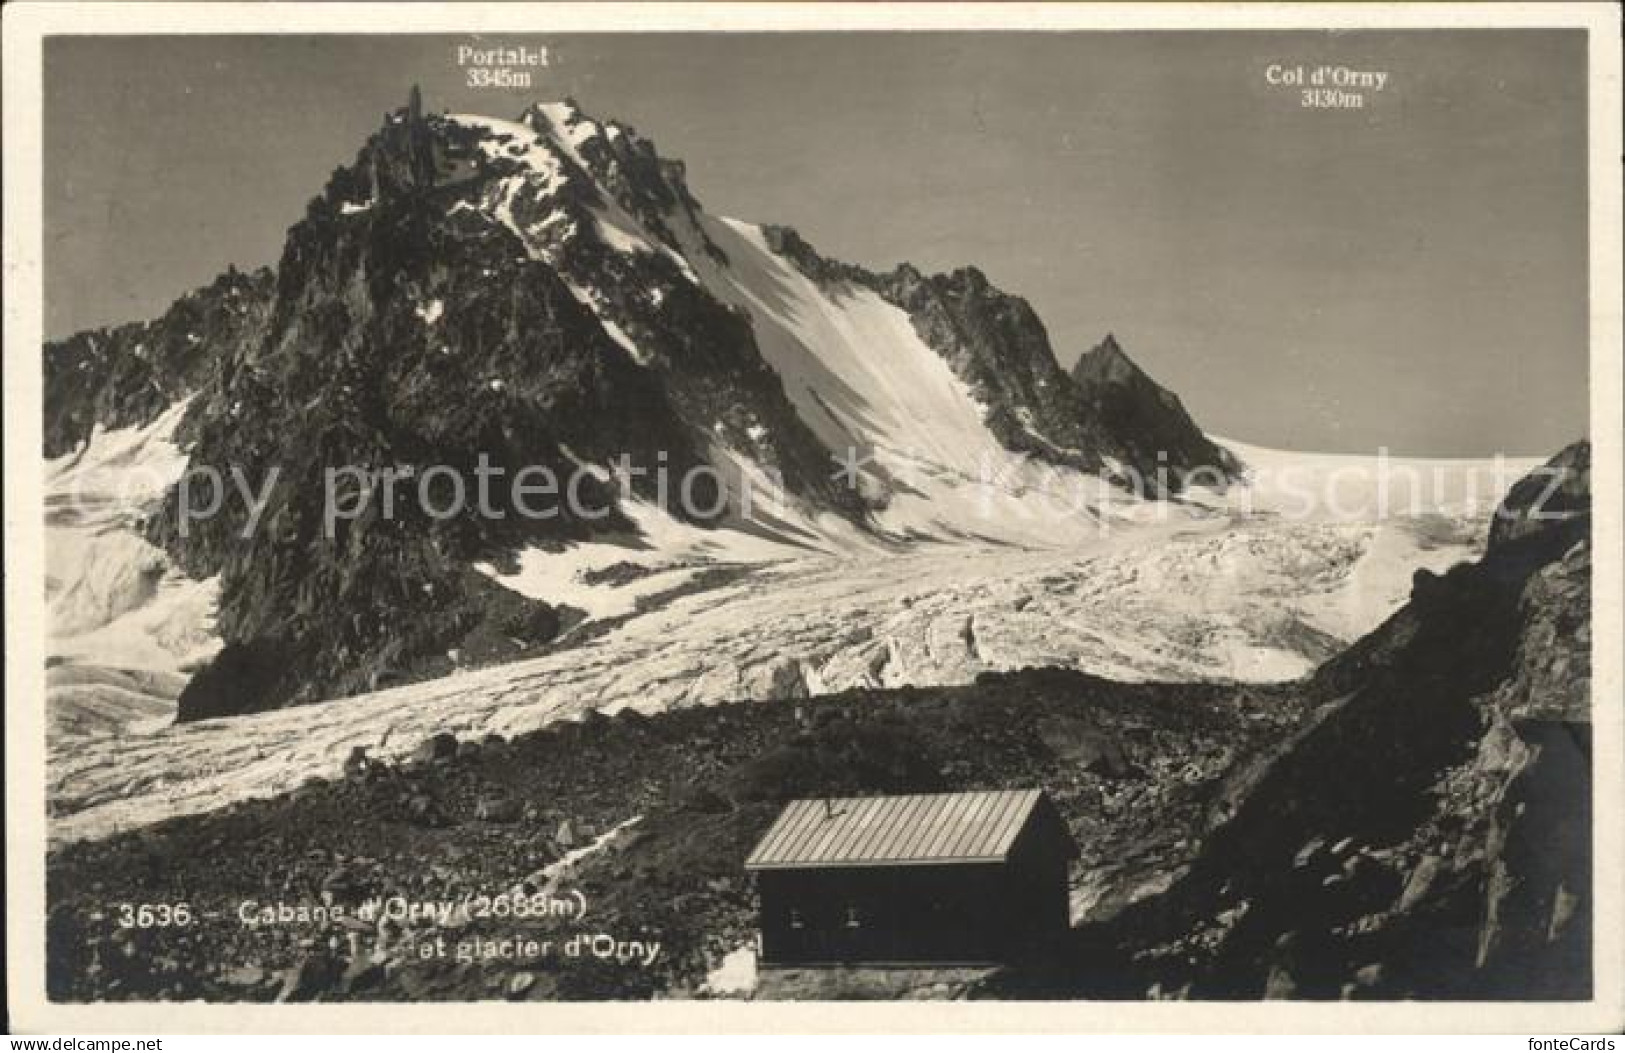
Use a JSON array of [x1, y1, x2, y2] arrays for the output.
[[1071, 333, 1241, 490]]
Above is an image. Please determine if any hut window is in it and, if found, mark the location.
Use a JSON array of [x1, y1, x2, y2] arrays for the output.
[[845, 905, 862, 929]]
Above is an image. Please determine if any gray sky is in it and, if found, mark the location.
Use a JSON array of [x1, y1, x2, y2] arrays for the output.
[[44, 32, 1587, 456]]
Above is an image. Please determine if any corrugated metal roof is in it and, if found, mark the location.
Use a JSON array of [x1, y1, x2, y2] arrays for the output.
[[744, 789, 1047, 870]]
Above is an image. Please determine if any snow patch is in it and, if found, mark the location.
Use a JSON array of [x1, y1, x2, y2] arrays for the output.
[[528, 816, 643, 897], [554, 276, 651, 366], [448, 114, 566, 186], [703, 944, 759, 997], [475, 499, 802, 624]]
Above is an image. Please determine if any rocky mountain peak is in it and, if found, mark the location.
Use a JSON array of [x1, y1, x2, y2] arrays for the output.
[[1069, 333, 1239, 484], [1072, 332, 1141, 386], [44, 91, 1240, 719]]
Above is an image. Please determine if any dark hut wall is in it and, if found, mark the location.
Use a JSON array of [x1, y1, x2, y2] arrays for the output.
[[756, 822, 1071, 964]]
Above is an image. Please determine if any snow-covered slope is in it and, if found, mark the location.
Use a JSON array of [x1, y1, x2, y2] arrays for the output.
[[701, 216, 1002, 473], [49, 464, 1515, 842], [691, 215, 1150, 547], [441, 101, 1162, 550], [1196, 440, 1541, 642], [46, 402, 220, 736], [46, 426, 1528, 842], [1217, 439, 1539, 521]]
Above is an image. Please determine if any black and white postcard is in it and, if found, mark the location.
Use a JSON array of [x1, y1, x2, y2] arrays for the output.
[[4, 1, 1621, 1035]]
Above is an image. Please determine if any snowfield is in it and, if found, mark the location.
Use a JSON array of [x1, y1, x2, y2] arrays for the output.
[[46, 449, 1522, 844]]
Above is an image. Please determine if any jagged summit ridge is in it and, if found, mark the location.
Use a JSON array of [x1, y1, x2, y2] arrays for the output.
[[1073, 332, 1139, 385], [1070, 331, 1239, 482]]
